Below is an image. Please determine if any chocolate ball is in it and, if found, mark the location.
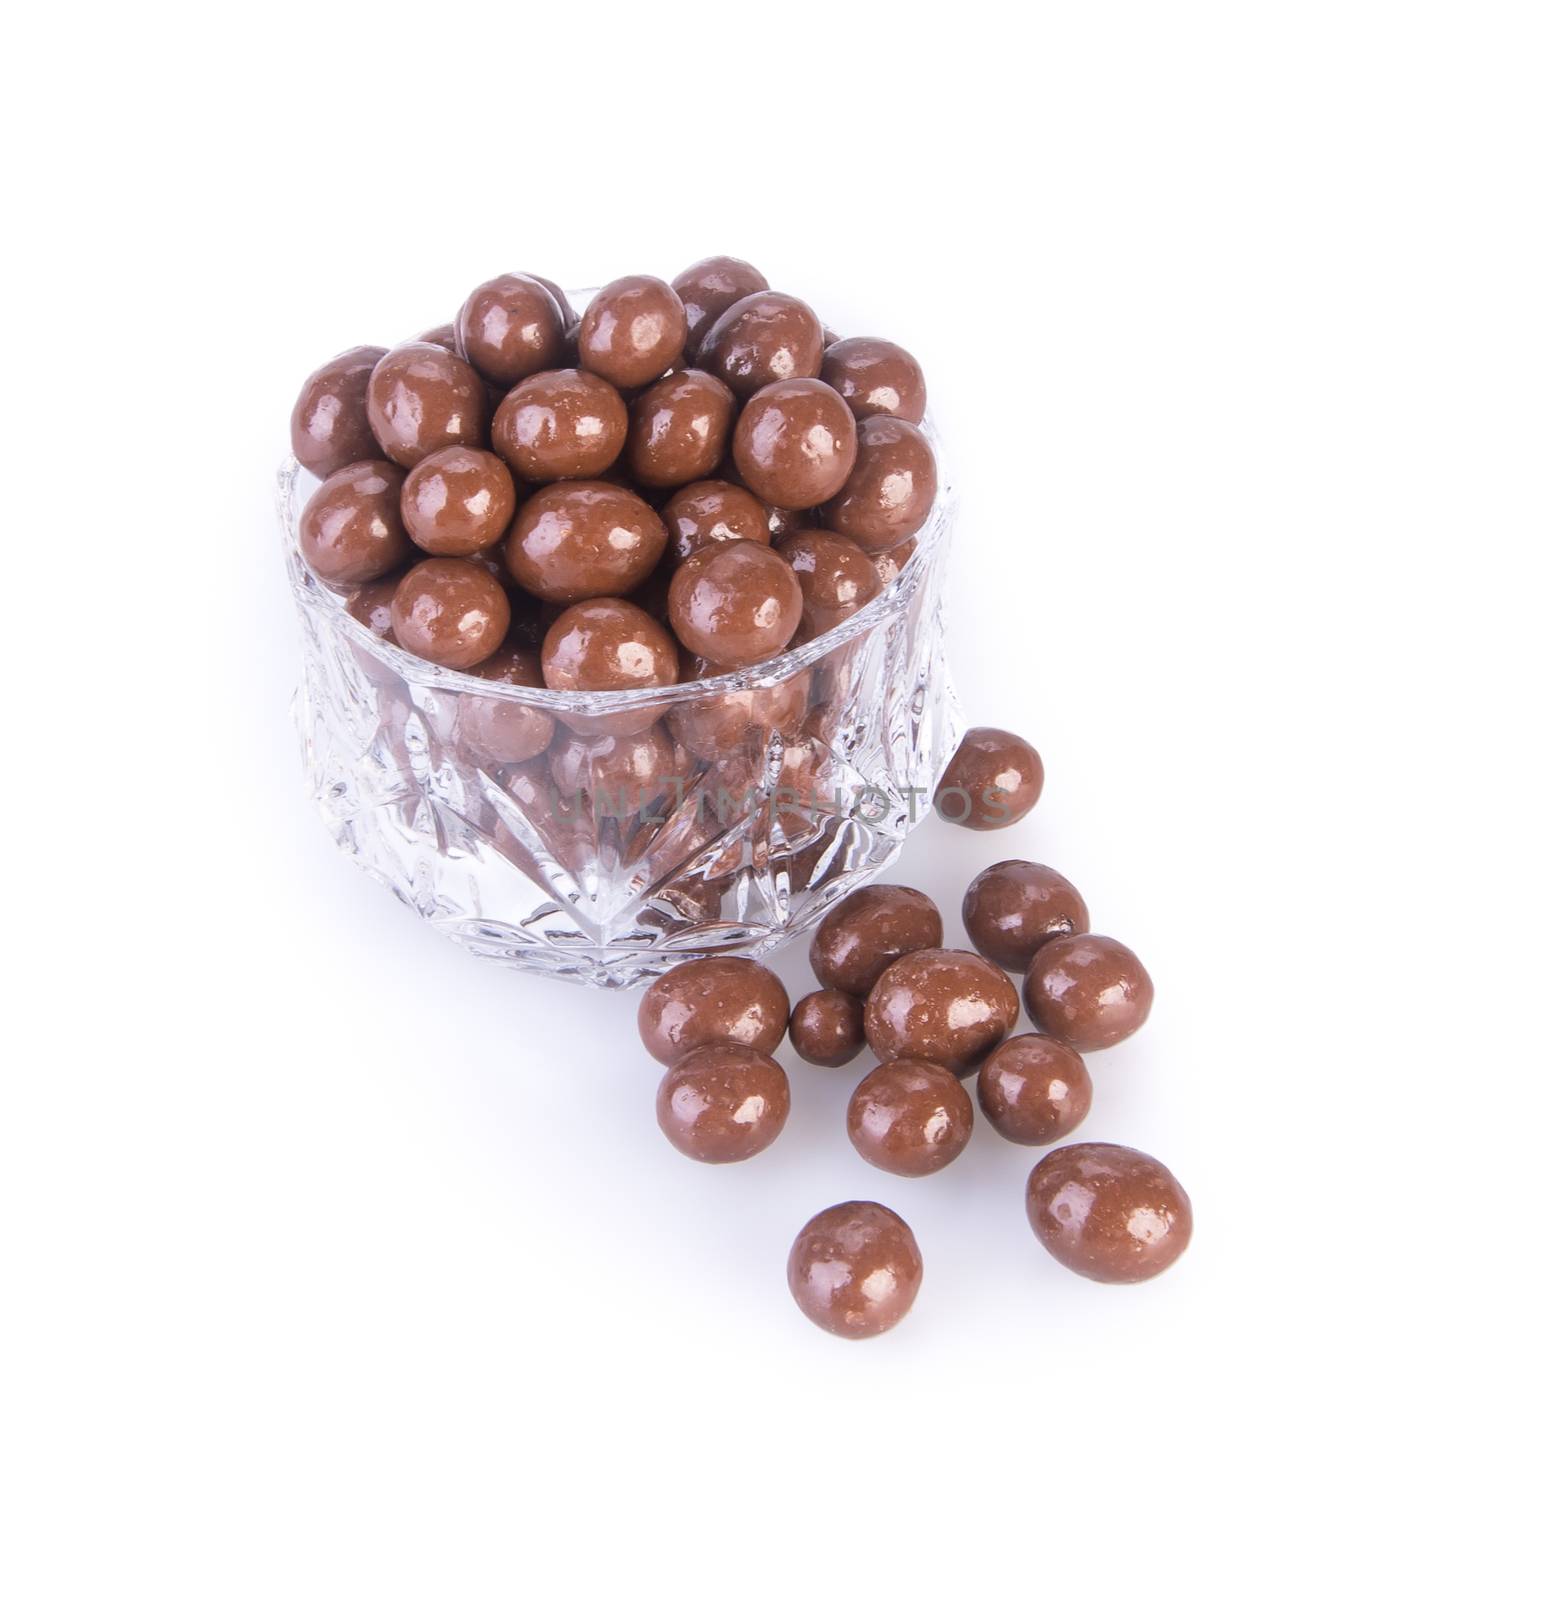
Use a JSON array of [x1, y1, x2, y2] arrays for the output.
[[823, 417, 938, 552], [789, 988, 866, 1068], [847, 1057, 974, 1177], [935, 727, 1044, 830], [390, 558, 511, 669], [1026, 1143, 1192, 1283], [962, 860, 1090, 971], [778, 529, 882, 636], [732, 379, 858, 510], [343, 576, 399, 641], [491, 369, 628, 483], [1023, 933, 1154, 1050], [291, 345, 388, 478], [529, 276, 576, 329], [672, 256, 769, 358], [414, 324, 459, 353], [401, 446, 516, 557], [638, 955, 790, 1065], [540, 598, 677, 734], [667, 541, 803, 668], [809, 885, 943, 996], [366, 343, 487, 467], [662, 480, 772, 564], [504, 482, 668, 604], [787, 1201, 922, 1339], [977, 1035, 1092, 1146], [456, 273, 566, 385], [821, 336, 928, 424], [627, 370, 736, 488], [864, 949, 1019, 1077], [549, 723, 679, 819], [871, 537, 917, 587], [457, 645, 555, 764], [656, 1042, 790, 1163], [699, 291, 825, 398], [299, 460, 412, 585], [667, 652, 809, 758], [577, 274, 687, 389]]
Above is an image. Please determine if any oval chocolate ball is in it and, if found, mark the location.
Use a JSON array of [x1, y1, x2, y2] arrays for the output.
[[778, 528, 882, 636], [823, 416, 937, 552], [638, 956, 791, 1065], [504, 482, 668, 604], [700, 291, 825, 398], [656, 1042, 790, 1163], [809, 885, 943, 996], [821, 337, 928, 424], [299, 460, 412, 585], [577, 274, 687, 389], [662, 479, 771, 564], [390, 557, 511, 669], [847, 1059, 974, 1177], [962, 860, 1090, 971], [977, 1035, 1092, 1146], [291, 345, 388, 478], [366, 343, 487, 467], [540, 598, 677, 734], [732, 378, 858, 509], [672, 256, 769, 358], [401, 446, 516, 556], [1026, 1143, 1192, 1283], [492, 369, 628, 483], [627, 370, 736, 489], [1023, 933, 1154, 1050], [789, 988, 867, 1068], [457, 644, 556, 764], [934, 727, 1044, 830], [864, 949, 1019, 1077], [667, 541, 803, 668], [787, 1201, 922, 1339], [456, 273, 566, 385]]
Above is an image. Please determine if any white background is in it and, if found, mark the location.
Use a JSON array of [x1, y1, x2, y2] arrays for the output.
[[4, 3, 1550, 1594]]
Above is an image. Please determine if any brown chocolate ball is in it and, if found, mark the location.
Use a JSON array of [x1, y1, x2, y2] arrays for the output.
[[864, 949, 1019, 1077], [847, 1059, 974, 1177], [935, 727, 1045, 830], [1026, 1143, 1192, 1283], [778, 528, 882, 636], [299, 460, 413, 585], [504, 482, 668, 604], [390, 558, 511, 669], [824, 416, 938, 552], [540, 598, 677, 734], [699, 291, 825, 398], [549, 723, 679, 819], [667, 652, 809, 758], [821, 337, 927, 424], [401, 446, 516, 557], [788, 1201, 922, 1339], [788, 988, 866, 1068], [667, 541, 803, 668], [627, 370, 736, 488], [1023, 933, 1154, 1051], [977, 1035, 1093, 1146], [672, 256, 769, 358], [413, 324, 459, 353], [491, 369, 628, 483], [577, 275, 687, 389], [456, 273, 566, 385], [529, 276, 576, 329], [871, 536, 917, 587], [809, 885, 943, 996], [343, 576, 399, 641], [457, 645, 555, 764], [962, 860, 1090, 971], [638, 955, 790, 1065], [732, 378, 858, 510], [656, 1042, 790, 1163], [291, 345, 388, 478], [662, 480, 772, 564], [366, 343, 487, 467]]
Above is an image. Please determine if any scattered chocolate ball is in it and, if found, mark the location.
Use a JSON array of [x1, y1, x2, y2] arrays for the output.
[[578, 274, 688, 389], [656, 1042, 790, 1163], [732, 378, 859, 510], [962, 860, 1090, 971], [504, 482, 668, 604], [400, 446, 516, 557], [457, 645, 555, 763], [366, 342, 487, 467], [667, 541, 803, 668], [824, 416, 938, 552], [627, 370, 736, 488], [847, 1059, 974, 1177], [699, 291, 825, 398], [809, 885, 943, 996], [638, 955, 791, 1065], [789, 988, 866, 1067], [787, 1201, 922, 1339], [673, 256, 769, 357], [667, 653, 809, 758], [291, 345, 388, 479], [778, 529, 882, 637], [935, 727, 1045, 830], [1023, 933, 1154, 1051], [390, 557, 511, 669], [549, 723, 679, 817], [662, 479, 771, 564], [864, 948, 1019, 1077], [977, 1035, 1092, 1146], [1025, 1143, 1192, 1283], [540, 598, 678, 733], [299, 460, 412, 585], [456, 272, 566, 385], [821, 336, 927, 424], [491, 369, 628, 483]]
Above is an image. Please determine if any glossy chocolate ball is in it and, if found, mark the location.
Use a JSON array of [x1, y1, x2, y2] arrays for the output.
[[787, 1201, 922, 1339], [366, 343, 487, 467], [662, 480, 771, 564], [962, 861, 1090, 971], [638, 955, 790, 1066], [779, 528, 882, 636], [821, 337, 928, 424], [732, 378, 858, 510], [977, 1035, 1092, 1146], [699, 291, 825, 398], [627, 370, 736, 488], [413, 324, 459, 353], [667, 541, 803, 668], [299, 460, 412, 585], [847, 1059, 974, 1177], [549, 723, 679, 819], [935, 727, 1045, 830], [578, 274, 687, 389], [789, 988, 867, 1067], [401, 446, 516, 556], [390, 558, 511, 669], [343, 576, 399, 641], [667, 652, 809, 758], [656, 1042, 790, 1163], [504, 482, 667, 604], [1026, 1143, 1192, 1283], [291, 345, 388, 478], [456, 273, 566, 385], [529, 276, 576, 329], [457, 645, 555, 764], [540, 598, 677, 733], [824, 417, 937, 552], [492, 369, 628, 483], [864, 949, 1019, 1077], [1023, 933, 1154, 1051], [672, 256, 769, 357], [871, 536, 918, 587], [809, 885, 943, 996]]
